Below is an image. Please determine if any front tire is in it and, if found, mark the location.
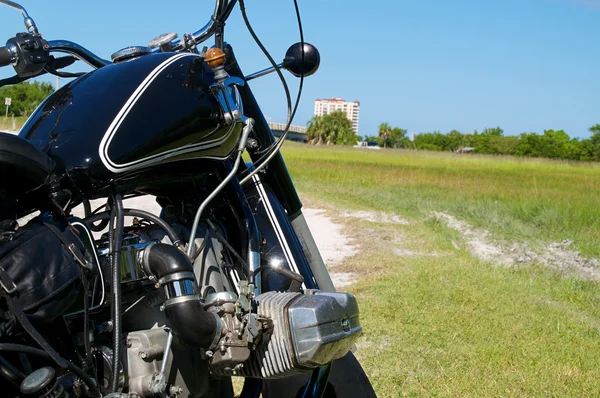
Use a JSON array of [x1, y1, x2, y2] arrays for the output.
[[262, 353, 376, 398]]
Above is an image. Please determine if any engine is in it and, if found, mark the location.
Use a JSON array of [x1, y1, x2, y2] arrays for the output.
[[207, 289, 361, 379], [0, 216, 360, 398], [92, 222, 361, 396]]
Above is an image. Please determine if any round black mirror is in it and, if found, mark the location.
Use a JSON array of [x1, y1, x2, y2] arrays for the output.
[[283, 42, 320, 78]]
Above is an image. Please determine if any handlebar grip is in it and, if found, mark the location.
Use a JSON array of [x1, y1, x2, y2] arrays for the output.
[[0, 46, 14, 67]]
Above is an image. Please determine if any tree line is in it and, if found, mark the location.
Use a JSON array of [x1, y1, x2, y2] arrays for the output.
[[375, 124, 600, 162], [0, 81, 54, 116], [307, 112, 600, 162]]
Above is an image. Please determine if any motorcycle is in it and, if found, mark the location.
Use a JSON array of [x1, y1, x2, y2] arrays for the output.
[[0, 1, 376, 397]]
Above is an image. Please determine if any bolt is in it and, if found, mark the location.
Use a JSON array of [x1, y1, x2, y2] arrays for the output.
[[205, 350, 213, 358], [247, 138, 259, 149], [140, 351, 148, 359], [341, 318, 351, 332], [169, 385, 183, 396]]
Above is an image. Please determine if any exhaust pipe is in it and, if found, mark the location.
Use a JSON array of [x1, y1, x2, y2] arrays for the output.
[[142, 243, 221, 349]]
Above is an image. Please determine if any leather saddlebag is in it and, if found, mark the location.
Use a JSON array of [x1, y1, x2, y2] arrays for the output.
[[0, 214, 88, 335]]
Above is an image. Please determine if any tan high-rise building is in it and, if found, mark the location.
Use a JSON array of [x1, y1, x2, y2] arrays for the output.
[[314, 98, 360, 134]]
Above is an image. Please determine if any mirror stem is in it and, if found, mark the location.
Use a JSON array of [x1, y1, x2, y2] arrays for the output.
[[245, 62, 284, 81], [0, 0, 39, 35]]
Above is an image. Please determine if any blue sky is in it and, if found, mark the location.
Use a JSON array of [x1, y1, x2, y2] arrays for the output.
[[0, 0, 598, 138]]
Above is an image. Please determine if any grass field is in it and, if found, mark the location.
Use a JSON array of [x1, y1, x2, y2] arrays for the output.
[[1, 115, 27, 131], [282, 144, 600, 397]]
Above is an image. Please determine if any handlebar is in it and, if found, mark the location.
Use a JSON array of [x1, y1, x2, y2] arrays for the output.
[[47, 40, 110, 69], [44, 0, 229, 68], [0, 0, 232, 78], [0, 45, 14, 67], [169, 0, 228, 51]]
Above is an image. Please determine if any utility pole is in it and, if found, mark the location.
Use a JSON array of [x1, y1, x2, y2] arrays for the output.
[[3, 97, 10, 129], [56, 75, 60, 90]]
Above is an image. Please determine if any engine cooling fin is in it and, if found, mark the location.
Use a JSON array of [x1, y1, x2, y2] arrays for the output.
[[241, 291, 301, 378], [211, 290, 361, 379]]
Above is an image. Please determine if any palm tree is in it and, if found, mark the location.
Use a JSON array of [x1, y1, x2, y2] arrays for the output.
[[307, 112, 357, 145], [378, 122, 392, 148], [307, 116, 327, 144]]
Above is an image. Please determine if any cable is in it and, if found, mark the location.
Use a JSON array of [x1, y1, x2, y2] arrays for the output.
[[238, 0, 305, 185], [84, 208, 182, 247], [89, 192, 146, 216], [236, 0, 292, 157], [238, 0, 292, 133], [0, 344, 100, 398], [110, 194, 124, 393], [206, 218, 249, 273]]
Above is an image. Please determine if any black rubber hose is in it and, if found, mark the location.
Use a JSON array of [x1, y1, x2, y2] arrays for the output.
[[81, 273, 93, 373], [82, 199, 92, 218], [89, 218, 109, 232], [144, 243, 194, 276], [0, 46, 13, 67], [84, 209, 181, 247], [81, 199, 109, 232], [110, 194, 124, 393], [0, 344, 100, 398], [144, 243, 220, 348]]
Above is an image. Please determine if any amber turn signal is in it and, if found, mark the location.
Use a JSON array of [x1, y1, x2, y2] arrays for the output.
[[205, 47, 226, 69]]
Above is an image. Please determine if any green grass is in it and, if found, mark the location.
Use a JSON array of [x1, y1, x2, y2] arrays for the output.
[[1, 115, 27, 131], [282, 144, 600, 257], [281, 144, 600, 397]]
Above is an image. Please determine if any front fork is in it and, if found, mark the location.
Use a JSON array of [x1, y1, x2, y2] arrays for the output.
[[221, 44, 334, 398], [223, 43, 335, 293]]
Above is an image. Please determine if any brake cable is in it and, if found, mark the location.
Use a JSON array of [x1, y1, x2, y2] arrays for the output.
[[237, 0, 305, 185]]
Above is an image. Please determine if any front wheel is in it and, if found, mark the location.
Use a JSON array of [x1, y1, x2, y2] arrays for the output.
[[245, 177, 376, 397], [262, 353, 376, 398]]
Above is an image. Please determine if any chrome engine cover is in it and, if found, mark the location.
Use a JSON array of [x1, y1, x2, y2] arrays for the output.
[[212, 289, 361, 379]]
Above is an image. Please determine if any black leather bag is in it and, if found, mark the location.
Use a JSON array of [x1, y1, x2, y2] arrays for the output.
[[0, 214, 87, 330]]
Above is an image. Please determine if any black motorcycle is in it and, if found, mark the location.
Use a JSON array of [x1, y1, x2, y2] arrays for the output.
[[0, 1, 376, 397]]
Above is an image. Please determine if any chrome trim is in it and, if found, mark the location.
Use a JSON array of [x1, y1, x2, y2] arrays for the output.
[[148, 32, 178, 52], [250, 250, 261, 295], [47, 40, 111, 69], [158, 271, 196, 286], [0, 0, 39, 35], [164, 294, 201, 308], [164, 280, 196, 300], [211, 78, 246, 124], [5, 43, 17, 65], [186, 118, 254, 257], [98, 240, 156, 257], [111, 46, 152, 63], [171, 0, 226, 51]]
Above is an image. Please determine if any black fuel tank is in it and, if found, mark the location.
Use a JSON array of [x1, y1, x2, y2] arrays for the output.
[[19, 52, 241, 194]]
